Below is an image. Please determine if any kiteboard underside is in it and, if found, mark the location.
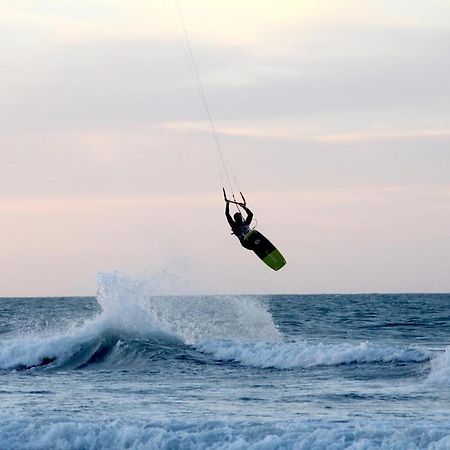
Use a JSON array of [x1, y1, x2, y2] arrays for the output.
[[243, 230, 286, 271]]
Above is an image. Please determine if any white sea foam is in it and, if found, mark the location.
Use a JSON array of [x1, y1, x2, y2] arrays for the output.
[[196, 340, 429, 369], [427, 347, 450, 385], [0, 417, 449, 450]]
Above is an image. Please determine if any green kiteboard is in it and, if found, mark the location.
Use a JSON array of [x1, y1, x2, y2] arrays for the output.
[[243, 229, 286, 271]]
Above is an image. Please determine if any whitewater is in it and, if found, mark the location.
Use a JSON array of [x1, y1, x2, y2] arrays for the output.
[[1, 273, 449, 449]]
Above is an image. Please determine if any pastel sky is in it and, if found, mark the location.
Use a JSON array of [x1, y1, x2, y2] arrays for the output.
[[1, 0, 449, 296]]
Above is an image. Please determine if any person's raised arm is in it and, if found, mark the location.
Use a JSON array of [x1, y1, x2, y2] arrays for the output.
[[225, 201, 234, 227], [242, 205, 254, 226]]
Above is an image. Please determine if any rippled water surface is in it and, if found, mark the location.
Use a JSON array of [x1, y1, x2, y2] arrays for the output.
[[1, 274, 449, 449]]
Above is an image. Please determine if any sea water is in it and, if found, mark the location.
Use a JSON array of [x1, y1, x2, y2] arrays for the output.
[[1, 273, 449, 449]]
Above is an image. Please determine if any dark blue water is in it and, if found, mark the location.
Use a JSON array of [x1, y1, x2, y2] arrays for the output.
[[1, 274, 449, 449]]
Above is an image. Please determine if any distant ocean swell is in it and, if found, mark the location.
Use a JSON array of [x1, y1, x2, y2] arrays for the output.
[[1, 417, 450, 450]]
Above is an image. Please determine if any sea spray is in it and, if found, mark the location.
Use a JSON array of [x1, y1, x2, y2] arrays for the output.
[[96, 271, 281, 344]]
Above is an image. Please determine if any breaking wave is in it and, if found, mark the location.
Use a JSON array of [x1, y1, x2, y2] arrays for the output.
[[427, 347, 450, 385], [0, 272, 280, 371], [0, 272, 436, 374], [196, 339, 430, 369]]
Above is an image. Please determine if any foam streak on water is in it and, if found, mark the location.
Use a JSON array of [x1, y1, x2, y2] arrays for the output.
[[1, 418, 450, 450]]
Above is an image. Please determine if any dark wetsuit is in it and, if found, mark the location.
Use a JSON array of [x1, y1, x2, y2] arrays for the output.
[[225, 203, 254, 250]]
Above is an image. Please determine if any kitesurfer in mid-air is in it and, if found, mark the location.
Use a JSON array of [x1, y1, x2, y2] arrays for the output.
[[223, 190, 286, 270], [225, 200, 254, 250]]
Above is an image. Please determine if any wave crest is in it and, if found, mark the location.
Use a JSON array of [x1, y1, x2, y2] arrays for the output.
[[427, 347, 450, 385], [196, 340, 430, 369]]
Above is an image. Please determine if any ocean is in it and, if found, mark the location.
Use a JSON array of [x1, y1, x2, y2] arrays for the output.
[[1, 273, 449, 449]]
